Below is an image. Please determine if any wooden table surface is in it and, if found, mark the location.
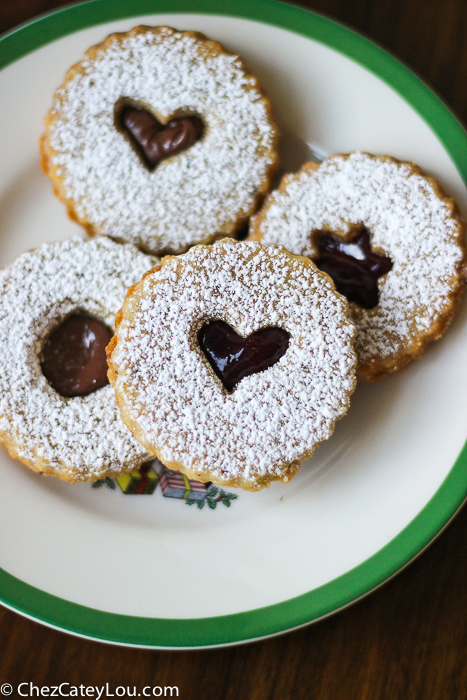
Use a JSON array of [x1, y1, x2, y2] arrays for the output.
[[1, 1, 467, 698]]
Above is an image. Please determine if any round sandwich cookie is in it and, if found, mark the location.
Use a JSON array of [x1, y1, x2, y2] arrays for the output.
[[107, 239, 357, 491], [249, 152, 467, 381], [40, 25, 279, 256], [0, 236, 156, 482]]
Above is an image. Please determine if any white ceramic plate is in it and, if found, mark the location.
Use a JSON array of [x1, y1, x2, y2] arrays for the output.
[[1, 0, 467, 648]]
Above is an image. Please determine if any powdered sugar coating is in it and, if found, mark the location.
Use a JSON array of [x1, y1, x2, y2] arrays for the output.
[[251, 153, 466, 375], [110, 239, 357, 490], [0, 237, 156, 481], [44, 26, 278, 254]]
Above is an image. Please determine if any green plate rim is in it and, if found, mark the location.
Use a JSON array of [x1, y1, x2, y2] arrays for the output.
[[1, 0, 467, 648]]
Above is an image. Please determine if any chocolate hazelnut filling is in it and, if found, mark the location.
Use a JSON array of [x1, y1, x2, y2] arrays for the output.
[[119, 105, 203, 170], [41, 313, 113, 397], [315, 226, 393, 309], [198, 320, 290, 392], [235, 223, 250, 241]]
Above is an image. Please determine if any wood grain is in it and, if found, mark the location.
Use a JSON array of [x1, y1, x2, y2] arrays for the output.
[[1, 1, 467, 698]]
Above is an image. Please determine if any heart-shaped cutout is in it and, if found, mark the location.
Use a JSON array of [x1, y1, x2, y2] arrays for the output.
[[119, 105, 204, 170], [198, 320, 290, 392], [315, 226, 393, 309]]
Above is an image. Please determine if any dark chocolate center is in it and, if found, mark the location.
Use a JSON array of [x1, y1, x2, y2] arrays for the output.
[[198, 320, 290, 392], [41, 312, 113, 398], [315, 226, 393, 309], [119, 105, 203, 170], [235, 223, 250, 240]]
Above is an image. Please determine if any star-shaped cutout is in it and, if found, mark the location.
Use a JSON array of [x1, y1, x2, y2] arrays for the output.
[[315, 226, 393, 309]]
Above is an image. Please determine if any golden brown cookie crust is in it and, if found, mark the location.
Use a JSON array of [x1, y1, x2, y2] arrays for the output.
[[107, 239, 357, 491], [0, 237, 156, 482], [41, 25, 279, 255], [249, 153, 467, 382]]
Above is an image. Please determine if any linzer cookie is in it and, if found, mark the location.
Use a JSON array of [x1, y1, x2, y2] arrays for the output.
[[107, 239, 357, 491], [40, 25, 279, 255], [0, 237, 156, 482], [249, 153, 467, 381]]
